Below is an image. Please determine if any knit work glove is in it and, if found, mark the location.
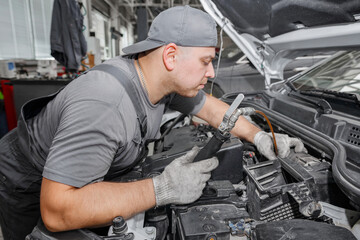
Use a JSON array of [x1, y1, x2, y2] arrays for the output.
[[254, 131, 307, 160], [152, 146, 219, 206]]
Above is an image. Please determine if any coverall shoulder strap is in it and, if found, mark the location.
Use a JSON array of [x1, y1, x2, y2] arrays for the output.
[[90, 64, 148, 138]]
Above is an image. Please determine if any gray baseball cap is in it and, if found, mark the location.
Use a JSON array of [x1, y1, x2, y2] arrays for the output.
[[122, 5, 217, 56]]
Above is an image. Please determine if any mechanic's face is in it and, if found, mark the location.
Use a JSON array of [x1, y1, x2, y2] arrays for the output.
[[174, 46, 215, 97]]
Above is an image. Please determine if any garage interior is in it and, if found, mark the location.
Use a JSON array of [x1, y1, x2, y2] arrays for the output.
[[1, 0, 360, 240], [0, 0, 230, 137]]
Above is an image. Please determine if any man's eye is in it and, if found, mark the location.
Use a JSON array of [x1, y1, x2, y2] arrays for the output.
[[203, 61, 210, 66]]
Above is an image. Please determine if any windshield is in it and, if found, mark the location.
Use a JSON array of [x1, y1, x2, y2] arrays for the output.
[[292, 51, 360, 94]]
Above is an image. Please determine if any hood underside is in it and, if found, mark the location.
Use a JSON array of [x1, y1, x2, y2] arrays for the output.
[[200, 0, 360, 87]]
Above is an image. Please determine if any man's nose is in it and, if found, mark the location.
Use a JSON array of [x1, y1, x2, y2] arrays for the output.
[[206, 62, 215, 78]]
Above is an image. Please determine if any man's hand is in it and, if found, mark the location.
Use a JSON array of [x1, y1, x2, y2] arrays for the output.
[[254, 131, 307, 160], [152, 146, 219, 206]]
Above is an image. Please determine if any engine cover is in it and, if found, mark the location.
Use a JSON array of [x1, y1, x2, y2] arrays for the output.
[[143, 125, 245, 184]]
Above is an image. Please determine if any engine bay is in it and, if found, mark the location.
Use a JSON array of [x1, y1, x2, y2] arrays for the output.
[[136, 115, 358, 240]]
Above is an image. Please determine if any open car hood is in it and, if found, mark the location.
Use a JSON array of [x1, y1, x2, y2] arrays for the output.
[[200, 0, 360, 88], [201, 0, 360, 219]]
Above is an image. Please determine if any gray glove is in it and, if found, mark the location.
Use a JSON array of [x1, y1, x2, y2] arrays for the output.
[[152, 146, 219, 206], [254, 131, 307, 160]]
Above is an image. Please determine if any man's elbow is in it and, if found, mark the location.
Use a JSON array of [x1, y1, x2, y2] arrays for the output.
[[40, 178, 77, 232], [41, 205, 69, 232]]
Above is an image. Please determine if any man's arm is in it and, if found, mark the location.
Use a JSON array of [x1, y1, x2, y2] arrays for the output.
[[40, 148, 219, 233], [40, 177, 156, 232], [196, 93, 261, 143], [196, 94, 307, 160]]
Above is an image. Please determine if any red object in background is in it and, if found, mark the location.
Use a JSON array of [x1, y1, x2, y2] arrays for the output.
[[57, 66, 66, 77], [1, 80, 17, 130]]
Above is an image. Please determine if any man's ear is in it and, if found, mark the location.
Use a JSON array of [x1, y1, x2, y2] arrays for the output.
[[163, 43, 178, 71]]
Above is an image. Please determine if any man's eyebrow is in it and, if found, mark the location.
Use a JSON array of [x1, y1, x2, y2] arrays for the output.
[[202, 55, 215, 60]]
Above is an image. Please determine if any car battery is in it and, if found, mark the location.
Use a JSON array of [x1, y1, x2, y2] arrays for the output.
[[142, 125, 244, 184]]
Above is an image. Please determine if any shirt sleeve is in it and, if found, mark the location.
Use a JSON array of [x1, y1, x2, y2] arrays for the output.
[[43, 100, 124, 188], [168, 90, 206, 115]]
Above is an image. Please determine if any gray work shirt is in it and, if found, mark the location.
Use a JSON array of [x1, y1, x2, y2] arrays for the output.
[[26, 57, 206, 188]]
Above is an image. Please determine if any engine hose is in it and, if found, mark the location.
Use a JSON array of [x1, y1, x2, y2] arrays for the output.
[[255, 110, 279, 156]]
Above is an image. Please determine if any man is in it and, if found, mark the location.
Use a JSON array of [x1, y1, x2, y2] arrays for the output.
[[0, 5, 306, 239]]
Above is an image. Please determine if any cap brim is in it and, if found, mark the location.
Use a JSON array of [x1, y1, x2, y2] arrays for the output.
[[122, 39, 164, 57]]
